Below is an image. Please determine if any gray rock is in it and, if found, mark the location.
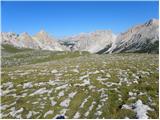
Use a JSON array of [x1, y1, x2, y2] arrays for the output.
[[107, 18, 159, 53]]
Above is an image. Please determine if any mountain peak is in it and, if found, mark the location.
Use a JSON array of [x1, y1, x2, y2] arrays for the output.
[[38, 29, 48, 36], [145, 18, 159, 26], [35, 29, 49, 38], [20, 32, 29, 36], [39, 29, 47, 34]]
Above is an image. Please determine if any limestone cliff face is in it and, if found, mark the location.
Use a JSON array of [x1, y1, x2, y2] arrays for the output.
[[1, 19, 159, 53], [61, 19, 159, 54], [107, 19, 159, 53], [1, 30, 67, 51], [32, 30, 66, 51], [63, 30, 116, 53]]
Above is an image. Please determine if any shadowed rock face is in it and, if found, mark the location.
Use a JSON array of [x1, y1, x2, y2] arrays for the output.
[[106, 19, 159, 53]]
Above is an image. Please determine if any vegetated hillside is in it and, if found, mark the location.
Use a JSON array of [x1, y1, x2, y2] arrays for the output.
[[1, 18, 159, 119], [1, 44, 33, 54], [1, 44, 89, 67], [1, 50, 159, 118]]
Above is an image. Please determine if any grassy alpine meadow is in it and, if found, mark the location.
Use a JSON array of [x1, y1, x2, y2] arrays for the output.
[[0, 45, 159, 119]]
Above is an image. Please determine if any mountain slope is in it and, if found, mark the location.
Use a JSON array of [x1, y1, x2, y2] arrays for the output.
[[62, 30, 116, 53], [17, 32, 39, 49], [1, 30, 66, 51], [32, 30, 66, 51], [106, 19, 159, 53], [1, 19, 159, 53]]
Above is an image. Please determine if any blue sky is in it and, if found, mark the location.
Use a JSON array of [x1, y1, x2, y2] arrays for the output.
[[1, 1, 159, 37]]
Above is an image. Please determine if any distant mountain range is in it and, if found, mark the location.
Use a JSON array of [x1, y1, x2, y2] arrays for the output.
[[1, 30, 68, 51], [1, 18, 159, 53]]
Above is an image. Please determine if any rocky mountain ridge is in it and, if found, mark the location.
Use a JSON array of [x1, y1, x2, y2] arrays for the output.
[[106, 18, 159, 53], [1, 30, 67, 51], [1, 18, 159, 53], [61, 30, 116, 53]]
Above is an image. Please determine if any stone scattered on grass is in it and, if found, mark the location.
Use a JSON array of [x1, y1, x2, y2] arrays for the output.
[[73, 112, 80, 119], [122, 99, 154, 119], [44, 110, 53, 118], [51, 69, 58, 74], [23, 82, 33, 89], [60, 99, 71, 107]]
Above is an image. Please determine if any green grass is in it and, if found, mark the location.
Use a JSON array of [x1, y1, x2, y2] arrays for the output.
[[2, 44, 33, 53], [1, 48, 159, 119]]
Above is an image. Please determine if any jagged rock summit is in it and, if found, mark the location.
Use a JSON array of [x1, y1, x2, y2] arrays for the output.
[[1, 30, 66, 51], [1, 19, 159, 53], [32, 30, 65, 51]]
